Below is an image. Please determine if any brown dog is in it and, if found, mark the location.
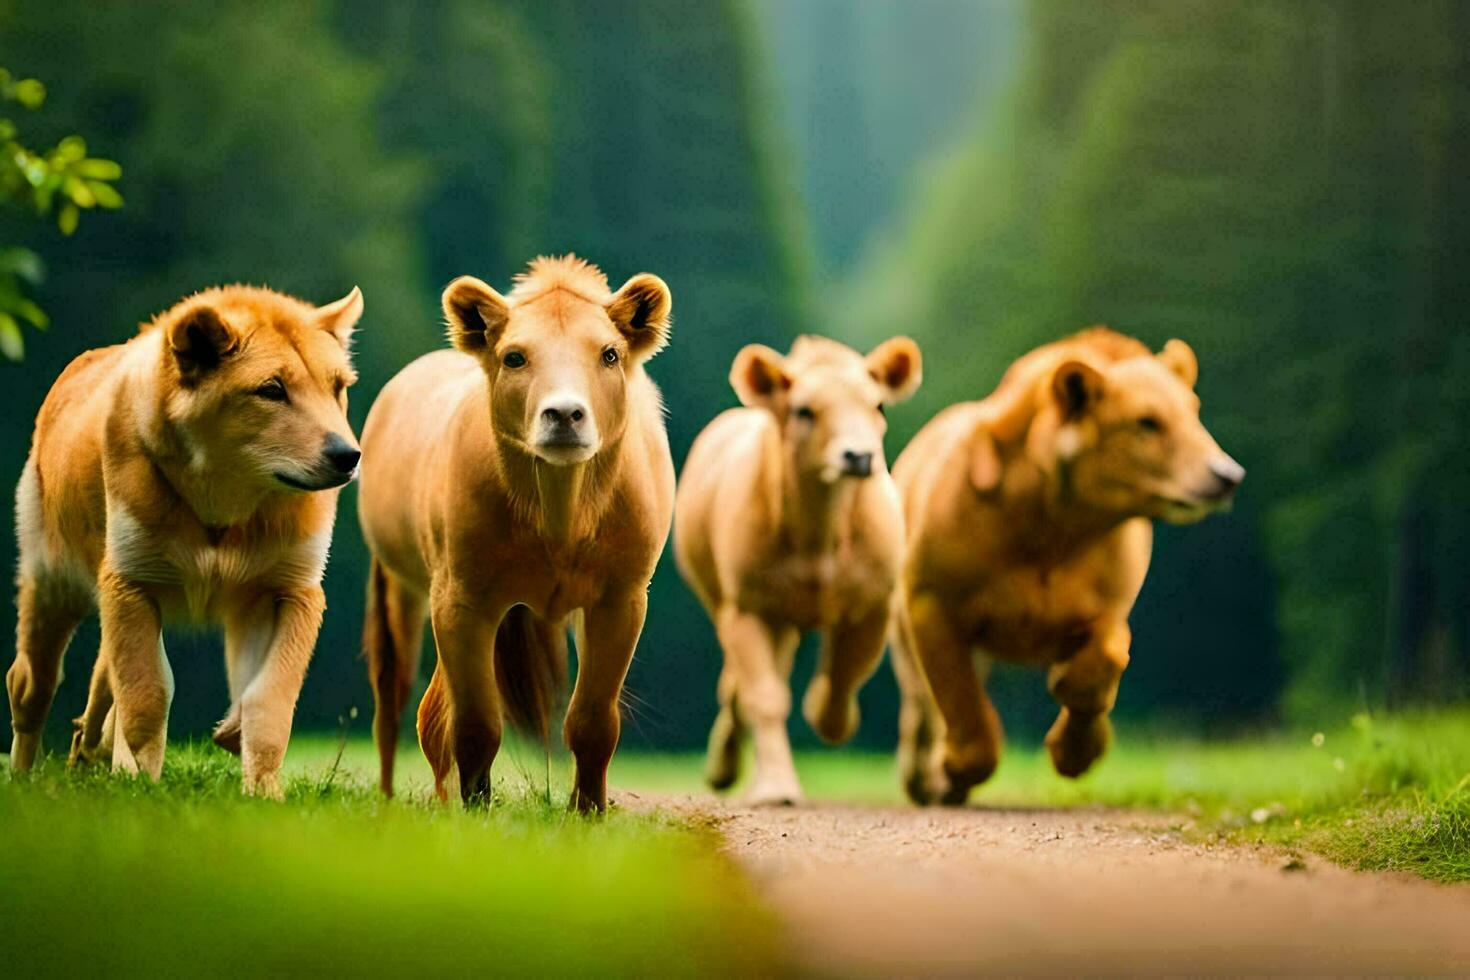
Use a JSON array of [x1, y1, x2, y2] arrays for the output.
[[674, 335, 921, 804], [7, 285, 364, 796], [891, 328, 1243, 805], [358, 256, 674, 811]]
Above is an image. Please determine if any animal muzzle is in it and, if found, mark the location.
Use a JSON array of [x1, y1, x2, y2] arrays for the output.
[[1200, 456, 1245, 502], [275, 432, 361, 491], [532, 395, 598, 463], [839, 450, 874, 478]]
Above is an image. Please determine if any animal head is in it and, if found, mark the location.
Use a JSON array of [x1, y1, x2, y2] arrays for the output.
[[158, 285, 363, 493], [731, 334, 922, 482], [443, 255, 671, 466], [977, 331, 1242, 523]]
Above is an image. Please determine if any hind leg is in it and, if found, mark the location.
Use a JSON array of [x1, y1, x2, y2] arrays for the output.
[[427, 588, 503, 806], [212, 594, 276, 757], [704, 666, 744, 791], [70, 649, 116, 766], [715, 607, 801, 807], [1045, 622, 1129, 778], [367, 567, 427, 797], [890, 605, 940, 805], [7, 577, 86, 770], [804, 604, 887, 745]]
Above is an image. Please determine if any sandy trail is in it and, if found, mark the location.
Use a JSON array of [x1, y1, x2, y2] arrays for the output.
[[624, 792, 1470, 977]]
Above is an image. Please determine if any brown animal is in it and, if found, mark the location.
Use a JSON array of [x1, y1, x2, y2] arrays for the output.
[[7, 285, 364, 796], [358, 256, 674, 811], [675, 335, 922, 804], [891, 327, 1243, 805]]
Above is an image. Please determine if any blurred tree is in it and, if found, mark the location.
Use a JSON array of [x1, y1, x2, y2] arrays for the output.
[[0, 67, 122, 358]]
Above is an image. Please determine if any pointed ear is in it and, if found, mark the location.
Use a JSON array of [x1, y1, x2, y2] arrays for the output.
[[316, 286, 363, 348], [969, 424, 1003, 494], [1158, 338, 1198, 388], [168, 305, 237, 381], [866, 336, 923, 404], [606, 273, 672, 360], [730, 344, 791, 410], [1051, 360, 1105, 419], [442, 276, 510, 354]]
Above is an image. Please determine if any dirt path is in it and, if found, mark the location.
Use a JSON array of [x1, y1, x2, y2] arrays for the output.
[[624, 792, 1470, 976]]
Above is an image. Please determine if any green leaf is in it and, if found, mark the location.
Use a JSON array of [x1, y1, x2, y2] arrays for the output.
[[58, 202, 79, 235], [0, 313, 24, 360], [75, 158, 122, 181], [0, 248, 45, 284], [63, 175, 96, 208], [12, 297, 48, 329], [13, 79, 45, 110], [88, 179, 123, 209]]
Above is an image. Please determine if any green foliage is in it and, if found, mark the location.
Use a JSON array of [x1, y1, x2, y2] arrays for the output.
[[0, 66, 123, 359], [0, 743, 781, 977]]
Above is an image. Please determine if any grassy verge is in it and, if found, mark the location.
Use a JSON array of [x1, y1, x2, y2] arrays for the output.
[[0, 741, 780, 978], [613, 708, 1470, 883]]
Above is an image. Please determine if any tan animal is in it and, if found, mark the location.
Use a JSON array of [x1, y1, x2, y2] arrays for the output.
[[7, 285, 364, 797], [891, 328, 1243, 805], [675, 335, 922, 805], [359, 256, 674, 811]]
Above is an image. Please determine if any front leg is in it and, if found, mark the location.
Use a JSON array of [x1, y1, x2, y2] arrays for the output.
[[803, 603, 888, 744], [427, 587, 505, 806], [565, 586, 647, 814], [717, 606, 802, 807], [1044, 621, 1129, 778], [212, 593, 277, 757], [905, 589, 1002, 806], [100, 571, 171, 780], [236, 587, 326, 799]]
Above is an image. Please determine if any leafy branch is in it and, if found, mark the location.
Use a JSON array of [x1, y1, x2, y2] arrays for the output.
[[1, 67, 123, 359]]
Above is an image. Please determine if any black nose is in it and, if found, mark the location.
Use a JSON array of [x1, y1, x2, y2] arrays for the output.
[[323, 433, 361, 474], [842, 450, 874, 477], [541, 399, 588, 427]]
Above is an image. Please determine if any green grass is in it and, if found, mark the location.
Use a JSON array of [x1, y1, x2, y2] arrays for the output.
[[0, 739, 780, 979], [613, 708, 1470, 883]]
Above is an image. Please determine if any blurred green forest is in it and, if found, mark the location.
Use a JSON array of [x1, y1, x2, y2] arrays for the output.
[[2, 0, 1467, 753]]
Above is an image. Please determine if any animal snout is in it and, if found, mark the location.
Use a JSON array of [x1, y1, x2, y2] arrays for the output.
[[841, 450, 874, 478], [1205, 456, 1245, 499], [322, 433, 362, 475], [540, 398, 589, 430]]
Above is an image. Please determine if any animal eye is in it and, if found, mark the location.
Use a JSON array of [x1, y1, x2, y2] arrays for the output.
[[254, 378, 288, 402], [1137, 415, 1163, 433], [503, 350, 527, 369], [794, 405, 815, 422], [602, 347, 620, 366]]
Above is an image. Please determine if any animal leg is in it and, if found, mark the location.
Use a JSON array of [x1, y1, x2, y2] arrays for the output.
[[890, 601, 941, 805], [7, 577, 84, 770], [717, 607, 801, 807], [804, 604, 888, 745], [427, 588, 503, 806], [101, 571, 171, 780], [213, 593, 275, 757], [365, 562, 427, 797], [905, 590, 1002, 806], [70, 649, 116, 766], [237, 587, 325, 799], [1045, 622, 1129, 778], [704, 665, 744, 790], [565, 587, 648, 814]]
